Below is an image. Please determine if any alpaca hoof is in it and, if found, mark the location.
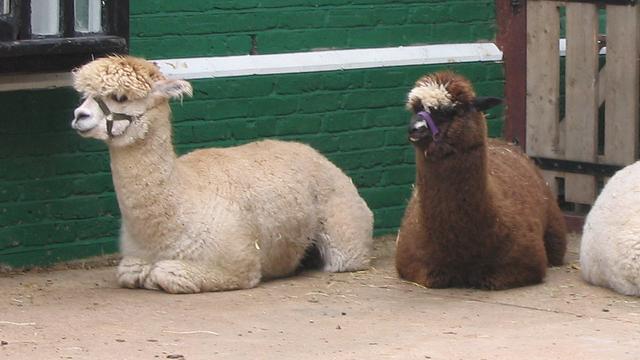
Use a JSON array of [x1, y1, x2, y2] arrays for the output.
[[117, 257, 151, 289], [145, 261, 202, 294], [118, 272, 142, 289]]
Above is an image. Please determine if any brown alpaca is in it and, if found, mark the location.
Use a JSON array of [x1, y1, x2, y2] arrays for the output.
[[395, 71, 567, 290]]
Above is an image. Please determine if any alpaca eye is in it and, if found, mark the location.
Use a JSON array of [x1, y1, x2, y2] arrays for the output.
[[430, 110, 448, 121], [432, 108, 456, 121], [111, 94, 128, 103]]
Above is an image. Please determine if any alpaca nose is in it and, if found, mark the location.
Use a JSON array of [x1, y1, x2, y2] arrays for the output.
[[74, 109, 90, 122], [408, 117, 430, 142]]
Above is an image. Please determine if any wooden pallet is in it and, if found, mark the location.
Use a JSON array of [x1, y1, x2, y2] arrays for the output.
[[526, 0, 640, 206]]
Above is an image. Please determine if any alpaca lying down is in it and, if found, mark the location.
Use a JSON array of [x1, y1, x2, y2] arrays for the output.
[[70, 55, 373, 293], [396, 71, 567, 290], [580, 161, 640, 296]]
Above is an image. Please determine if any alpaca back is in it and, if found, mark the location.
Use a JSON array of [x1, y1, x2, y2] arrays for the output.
[[177, 139, 356, 206], [581, 161, 640, 296], [487, 140, 554, 228], [487, 139, 566, 267], [176, 139, 372, 277]]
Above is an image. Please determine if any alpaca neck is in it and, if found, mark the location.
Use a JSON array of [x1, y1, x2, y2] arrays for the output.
[[108, 103, 177, 228], [415, 142, 495, 227]]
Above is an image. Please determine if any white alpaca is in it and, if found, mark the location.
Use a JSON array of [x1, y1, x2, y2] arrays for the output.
[[580, 161, 640, 296], [70, 56, 373, 293]]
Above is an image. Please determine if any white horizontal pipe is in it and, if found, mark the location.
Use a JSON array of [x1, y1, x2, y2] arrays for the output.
[[0, 43, 503, 92], [155, 43, 503, 80]]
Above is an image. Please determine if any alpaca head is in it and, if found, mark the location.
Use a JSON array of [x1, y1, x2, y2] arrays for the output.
[[406, 71, 502, 160], [71, 55, 192, 146]]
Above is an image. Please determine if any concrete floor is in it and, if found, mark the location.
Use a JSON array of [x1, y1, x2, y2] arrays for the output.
[[0, 234, 639, 360]]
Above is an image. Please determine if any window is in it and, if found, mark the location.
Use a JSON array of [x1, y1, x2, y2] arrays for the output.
[[0, 0, 128, 73], [1, 1, 10, 16]]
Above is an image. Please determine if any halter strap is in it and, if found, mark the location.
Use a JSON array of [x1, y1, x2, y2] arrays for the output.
[[417, 110, 441, 143], [94, 97, 135, 137]]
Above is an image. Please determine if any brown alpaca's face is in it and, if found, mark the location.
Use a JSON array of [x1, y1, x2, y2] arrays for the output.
[[408, 104, 485, 160], [405, 72, 501, 161]]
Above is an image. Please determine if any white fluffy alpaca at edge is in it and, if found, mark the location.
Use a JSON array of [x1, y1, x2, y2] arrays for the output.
[[70, 56, 373, 293], [580, 161, 640, 296]]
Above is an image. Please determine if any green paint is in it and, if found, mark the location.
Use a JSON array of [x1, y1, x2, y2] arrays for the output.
[[130, 0, 496, 58], [0, 237, 118, 268]]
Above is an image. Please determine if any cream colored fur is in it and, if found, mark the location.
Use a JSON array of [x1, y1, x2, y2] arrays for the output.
[[70, 56, 373, 293], [580, 161, 640, 296], [406, 80, 454, 110]]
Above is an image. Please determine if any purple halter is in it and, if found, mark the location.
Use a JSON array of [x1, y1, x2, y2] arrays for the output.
[[417, 110, 440, 142]]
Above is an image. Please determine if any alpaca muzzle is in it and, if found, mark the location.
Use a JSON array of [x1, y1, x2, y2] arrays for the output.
[[94, 97, 135, 137], [409, 111, 441, 144]]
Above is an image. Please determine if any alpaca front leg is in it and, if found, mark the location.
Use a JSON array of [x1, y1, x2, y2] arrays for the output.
[[117, 257, 152, 289], [143, 260, 261, 294]]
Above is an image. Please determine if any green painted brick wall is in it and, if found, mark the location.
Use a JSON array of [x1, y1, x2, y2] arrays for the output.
[[0, 1, 502, 267], [130, 0, 496, 58]]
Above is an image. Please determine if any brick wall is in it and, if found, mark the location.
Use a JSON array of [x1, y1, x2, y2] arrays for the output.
[[0, 1, 502, 268], [130, 0, 496, 58]]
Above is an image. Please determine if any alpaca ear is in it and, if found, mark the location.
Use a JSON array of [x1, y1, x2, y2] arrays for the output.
[[472, 97, 503, 111], [151, 79, 193, 100]]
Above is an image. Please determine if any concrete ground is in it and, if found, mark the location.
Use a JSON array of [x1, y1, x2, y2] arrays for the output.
[[0, 234, 639, 360]]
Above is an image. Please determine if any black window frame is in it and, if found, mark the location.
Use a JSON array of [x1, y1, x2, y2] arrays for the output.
[[0, 0, 128, 74]]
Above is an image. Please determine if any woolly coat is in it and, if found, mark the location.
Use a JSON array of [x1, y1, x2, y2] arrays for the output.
[[395, 71, 567, 290], [71, 56, 374, 293], [114, 117, 373, 284], [581, 161, 640, 296]]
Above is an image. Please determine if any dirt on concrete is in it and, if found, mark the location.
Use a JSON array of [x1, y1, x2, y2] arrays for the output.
[[0, 234, 639, 360]]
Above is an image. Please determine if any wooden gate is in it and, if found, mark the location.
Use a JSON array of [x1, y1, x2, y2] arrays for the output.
[[524, 0, 640, 208]]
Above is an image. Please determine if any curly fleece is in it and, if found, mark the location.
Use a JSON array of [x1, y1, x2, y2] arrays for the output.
[[73, 55, 165, 99]]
